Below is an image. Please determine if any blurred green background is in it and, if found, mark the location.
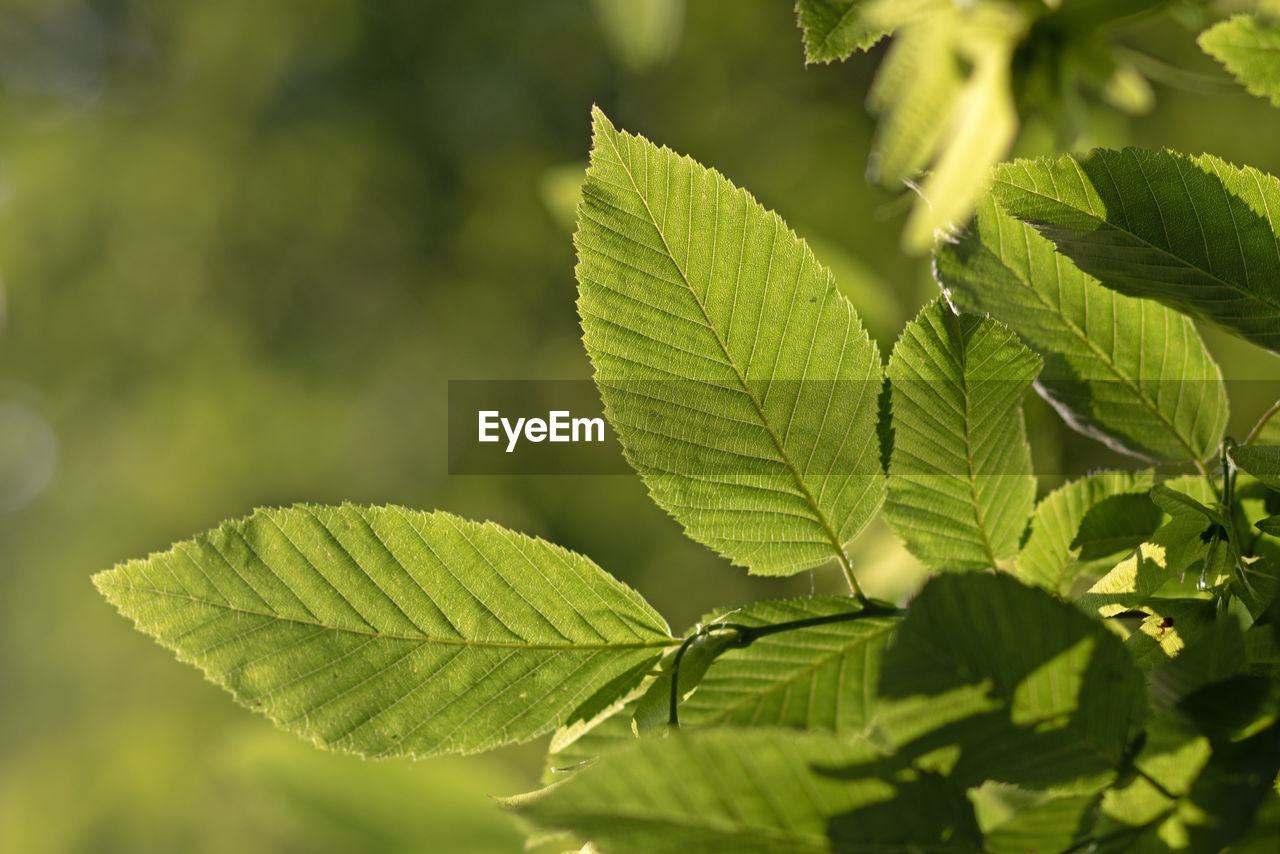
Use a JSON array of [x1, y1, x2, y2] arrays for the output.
[[2, 1, 1279, 851]]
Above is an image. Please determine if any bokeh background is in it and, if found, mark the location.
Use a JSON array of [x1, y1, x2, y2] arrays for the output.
[[2, 1, 1279, 851]]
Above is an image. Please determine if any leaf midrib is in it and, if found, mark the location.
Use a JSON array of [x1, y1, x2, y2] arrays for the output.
[[597, 125, 863, 582], [995, 171, 1280, 316], [811, 1, 873, 57], [959, 339, 1001, 569], [97, 579, 679, 651], [997, 222, 1208, 463], [685, 620, 898, 722]]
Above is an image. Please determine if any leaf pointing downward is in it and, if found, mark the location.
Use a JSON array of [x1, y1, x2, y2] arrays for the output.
[[94, 505, 675, 758], [884, 299, 1041, 570], [577, 108, 885, 577], [935, 194, 1228, 462], [993, 149, 1280, 355]]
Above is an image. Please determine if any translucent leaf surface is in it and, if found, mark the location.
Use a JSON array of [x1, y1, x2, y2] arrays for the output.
[[577, 108, 885, 578], [993, 149, 1280, 355], [795, 0, 887, 63], [1200, 13, 1280, 108], [935, 195, 1228, 461], [1016, 471, 1155, 597], [679, 597, 899, 733], [865, 2, 1023, 252], [543, 597, 899, 781], [884, 299, 1040, 570], [95, 505, 675, 758]]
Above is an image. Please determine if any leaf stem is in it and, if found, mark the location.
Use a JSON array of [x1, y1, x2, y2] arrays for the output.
[[667, 604, 903, 726], [1245, 399, 1280, 445], [836, 554, 870, 605]]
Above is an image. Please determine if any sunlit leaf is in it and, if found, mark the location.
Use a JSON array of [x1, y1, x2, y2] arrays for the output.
[[543, 597, 899, 782], [1016, 471, 1155, 597], [577, 108, 885, 577], [94, 505, 675, 758], [866, 2, 1023, 252], [1200, 13, 1280, 109], [1076, 516, 1214, 617], [935, 195, 1228, 461], [993, 149, 1280, 355], [884, 299, 1040, 570], [796, 0, 887, 63], [678, 597, 899, 733]]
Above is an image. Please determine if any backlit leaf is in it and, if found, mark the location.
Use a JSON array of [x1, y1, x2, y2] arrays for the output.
[[993, 149, 1280, 355], [1016, 471, 1155, 597], [577, 108, 885, 577], [935, 194, 1228, 461], [884, 299, 1040, 570], [1199, 13, 1280, 109], [796, 0, 887, 63], [95, 505, 675, 758]]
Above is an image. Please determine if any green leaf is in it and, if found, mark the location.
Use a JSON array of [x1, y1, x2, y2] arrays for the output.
[[884, 299, 1040, 570], [879, 572, 1147, 788], [1149, 484, 1222, 523], [577, 108, 885, 577], [543, 597, 899, 782], [1016, 471, 1155, 597], [1231, 444, 1280, 491], [795, 0, 887, 63], [1259, 515, 1280, 536], [1076, 516, 1213, 616], [935, 195, 1228, 462], [866, 3, 1023, 251], [512, 728, 982, 854], [993, 149, 1280, 355], [1072, 494, 1164, 560], [1199, 13, 1280, 109], [94, 505, 675, 759], [981, 791, 1098, 854], [679, 597, 899, 734]]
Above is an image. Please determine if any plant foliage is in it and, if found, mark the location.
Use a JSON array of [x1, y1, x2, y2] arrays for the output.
[[94, 7, 1280, 853]]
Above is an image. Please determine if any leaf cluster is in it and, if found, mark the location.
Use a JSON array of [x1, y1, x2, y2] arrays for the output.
[[92, 7, 1280, 853]]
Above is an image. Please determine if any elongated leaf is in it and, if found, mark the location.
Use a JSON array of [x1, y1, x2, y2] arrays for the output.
[[796, 0, 887, 63], [884, 299, 1040, 570], [1016, 471, 1156, 596], [935, 195, 1228, 461], [94, 505, 675, 759], [578, 108, 885, 577], [993, 149, 1280, 355], [1260, 515, 1280, 536], [512, 728, 981, 854], [1200, 14, 1280, 108], [1231, 444, 1280, 490], [680, 597, 899, 733]]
